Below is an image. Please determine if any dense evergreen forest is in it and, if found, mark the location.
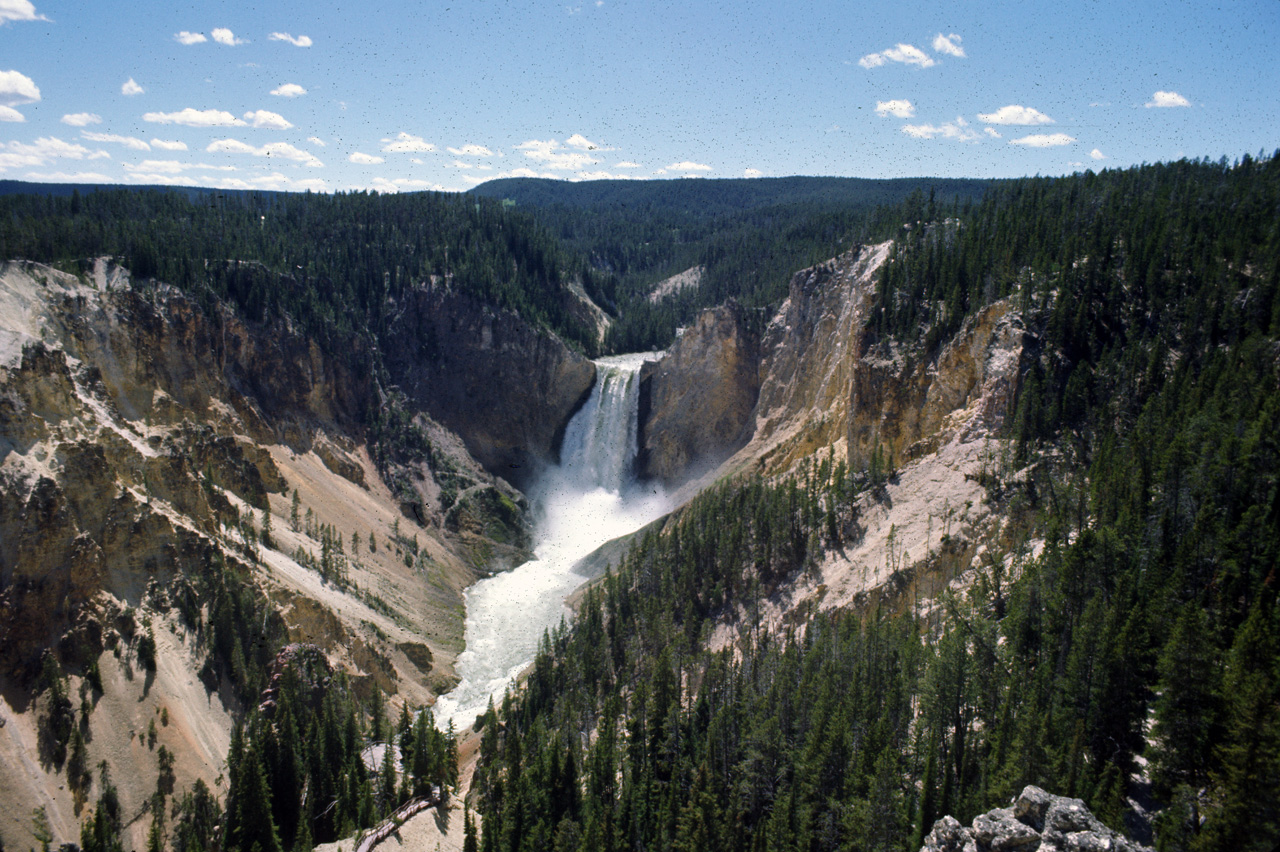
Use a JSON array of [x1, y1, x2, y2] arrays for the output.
[[0, 186, 601, 353], [470, 176, 994, 351], [473, 153, 1280, 852]]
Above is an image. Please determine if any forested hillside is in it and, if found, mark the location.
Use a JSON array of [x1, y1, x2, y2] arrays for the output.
[[0, 187, 600, 354], [473, 153, 1280, 852], [469, 176, 994, 352]]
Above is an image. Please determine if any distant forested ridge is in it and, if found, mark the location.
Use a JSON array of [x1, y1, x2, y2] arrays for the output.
[[474, 153, 1280, 852], [469, 175, 996, 352]]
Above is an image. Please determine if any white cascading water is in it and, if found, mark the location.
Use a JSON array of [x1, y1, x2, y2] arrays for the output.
[[433, 353, 669, 729]]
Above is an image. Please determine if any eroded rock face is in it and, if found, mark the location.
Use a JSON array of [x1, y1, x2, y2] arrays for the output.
[[921, 786, 1151, 852], [382, 286, 596, 480], [637, 302, 760, 487]]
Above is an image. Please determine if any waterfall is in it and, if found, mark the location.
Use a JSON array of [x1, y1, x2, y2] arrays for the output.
[[434, 353, 668, 729]]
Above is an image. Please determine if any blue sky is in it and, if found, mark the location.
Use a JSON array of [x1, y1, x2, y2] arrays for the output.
[[1, 0, 1276, 193]]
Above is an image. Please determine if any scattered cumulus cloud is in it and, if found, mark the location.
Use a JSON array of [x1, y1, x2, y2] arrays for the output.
[[1090, 148, 1107, 160], [2, 136, 103, 164], [269, 32, 313, 47], [978, 105, 1054, 125], [122, 159, 236, 175], [744, 168, 763, 178], [875, 99, 915, 118], [0, 105, 24, 122], [517, 139, 599, 170], [859, 43, 934, 69], [243, 109, 293, 130], [210, 172, 328, 192], [566, 133, 607, 151], [1010, 132, 1076, 147], [61, 112, 101, 126], [381, 132, 435, 153], [211, 27, 245, 46], [121, 78, 144, 96], [615, 161, 641, 168], [349, 151, 384, 164], [22, 171, 115, 183], [901, 117, 979, 142], [932, 33, 964, 57], [984, 127, 1001, 139], [1146, 90, 1190, 108], [174, 31, 206, 45], [82, 131, 150, 151], [0, 69, 40, 105], [270, 83, 307, 97], [307, 137, 325, 147], [0, 1, 48, 24], [145, 108, 245, 127], [574, 171, 643, 181], [206, 138, 323, 166], [447, 144, 496, 157], [369, 177, 448, 193], [151, 139, 187, 151], [663, 161, 713, 173]]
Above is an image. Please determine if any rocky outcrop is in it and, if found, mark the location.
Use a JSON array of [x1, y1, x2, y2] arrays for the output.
[[848, 297, 1034, 472], [637, 302, 760, 486], [382, 285, 596, 480], [921, 786, 1151, 852]]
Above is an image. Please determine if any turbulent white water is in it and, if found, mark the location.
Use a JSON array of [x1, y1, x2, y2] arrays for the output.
[[434, 353, 669, 729]]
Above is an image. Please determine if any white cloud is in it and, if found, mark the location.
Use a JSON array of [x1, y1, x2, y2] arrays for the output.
[[121, 78, 145, 96], [206, 138, 324, 166], [0, 69, 40, 105], [349, 151, 384, 164], [121, 159, 235, 175], [875, 99, 915, 118], [151, 139, 187, 151], [22, 171, 115, 183], [666, 160, 712, 172], [62, 112, 102, 126], [2, 137, 106, 169], [0, 1, 48, 23], [978, 105, 1054, 125], [145, 108, 246, 127], [859, 43, 935, 69], [744, 168, 763, 178], [368, 177, 447, 193], [615, 161, 641, 168], [483, 167, 559, 181], [932, 33, 965, 57], [574, 171, 643, 181], [566, 133, 606, 151], [517, 139, 600, 170], [381, 132, 435, 153], [270, 83, 307, 97], [243, 109, 292, 130], [0, 105, 24, 122], [1009, 132, 1076, 147], [211, 27, 245, 46], [1090, 148, 1106, 160], [901, 118, 980, 142], [447, 143, 496, 157], [307, 137, 325, 147], [174, 31, 206, 45], [1146, 90, 1190, 108], [124, 173, 198, 186], [210, 172, 328, 192], [269, 32, 313, 47], [984, 127, 1001, 139], [82, 131, 150, 151]]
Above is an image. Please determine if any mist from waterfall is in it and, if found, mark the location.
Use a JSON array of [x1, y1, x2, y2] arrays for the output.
[[434, 353, 669, 729]]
